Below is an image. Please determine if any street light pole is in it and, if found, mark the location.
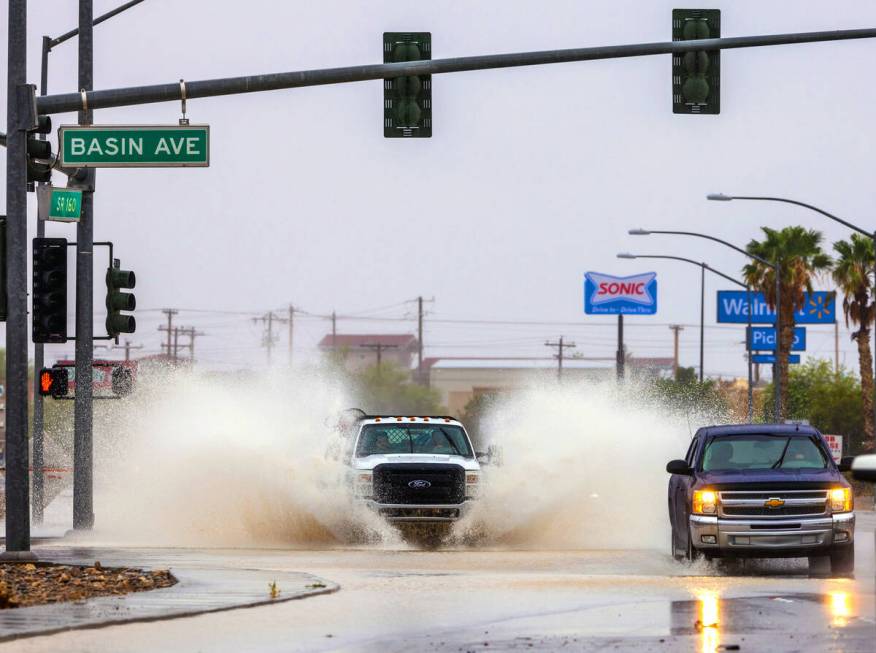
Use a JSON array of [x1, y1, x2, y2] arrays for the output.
[[617, 252, 754, 420], [628, 229, 780, 420], [700, 263, 705, 383], [709, 192, 875, 443]]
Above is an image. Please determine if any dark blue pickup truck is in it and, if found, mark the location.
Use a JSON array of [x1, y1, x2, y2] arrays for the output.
[[667, 423, 855, 576]]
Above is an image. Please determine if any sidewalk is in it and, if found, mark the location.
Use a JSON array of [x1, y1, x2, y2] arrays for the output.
[[0, 545, 339, 642]]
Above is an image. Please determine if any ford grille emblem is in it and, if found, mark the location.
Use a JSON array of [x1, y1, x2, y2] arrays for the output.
[[408, 480, 431, 489]]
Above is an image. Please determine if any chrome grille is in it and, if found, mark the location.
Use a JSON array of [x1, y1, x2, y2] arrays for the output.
[[718, 490, 828, 518]]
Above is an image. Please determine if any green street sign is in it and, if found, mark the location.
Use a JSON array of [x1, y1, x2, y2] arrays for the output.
[[48, 188, 82, 221], [58, 124, 210, 168]]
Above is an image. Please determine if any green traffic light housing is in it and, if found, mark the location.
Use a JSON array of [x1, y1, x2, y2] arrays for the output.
[[26, 116, 53, 184], [384, 32, 432, 138], [105, 264, 136, 337], [32, 237, 68, 343], [672, 9, 720, 114]]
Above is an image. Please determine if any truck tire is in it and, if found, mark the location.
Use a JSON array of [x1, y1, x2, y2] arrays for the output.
[[829, 545, 855, 577], [671, 529, 684, 561], [686, 528, 701, 562]]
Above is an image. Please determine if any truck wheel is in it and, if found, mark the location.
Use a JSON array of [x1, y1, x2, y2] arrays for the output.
[[671, 526, 684, 561], [685, 528, 701, 562], [829, 546, 855, 577]]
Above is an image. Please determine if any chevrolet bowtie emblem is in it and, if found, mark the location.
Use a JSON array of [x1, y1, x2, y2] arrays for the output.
[[765, 498, 785, 509]]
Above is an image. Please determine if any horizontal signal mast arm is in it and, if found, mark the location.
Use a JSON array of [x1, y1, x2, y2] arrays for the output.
[[35, 28, 876, 115]]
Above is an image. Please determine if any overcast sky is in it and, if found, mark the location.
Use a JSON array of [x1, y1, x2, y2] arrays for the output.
[[2, 0, 876, 376]]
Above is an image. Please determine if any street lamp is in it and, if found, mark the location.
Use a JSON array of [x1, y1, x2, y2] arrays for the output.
[[629, 228, 782, 421], [618, 253, 754, 421], [708, 192, 876, 448]]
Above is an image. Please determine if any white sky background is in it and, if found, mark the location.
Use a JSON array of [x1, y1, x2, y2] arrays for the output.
[[1, 0, 875, 376]]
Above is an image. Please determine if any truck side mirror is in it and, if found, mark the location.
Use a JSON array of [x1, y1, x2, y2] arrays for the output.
[[666, 459, 692, 476], [476, 451, 491, 464], [838, 456, 854, 472]]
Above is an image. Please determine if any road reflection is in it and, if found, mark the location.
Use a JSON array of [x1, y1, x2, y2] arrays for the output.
[[672, 581, 866, 652], [694, 590, 720, 653], [827, 589, 852, 627]]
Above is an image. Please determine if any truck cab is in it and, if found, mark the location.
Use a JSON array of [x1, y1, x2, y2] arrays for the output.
[[667, 423, 855, 576], [349, 415, 481, 524]]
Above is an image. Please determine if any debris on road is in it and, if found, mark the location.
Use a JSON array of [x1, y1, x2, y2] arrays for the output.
[[0, 562, 176, 608]]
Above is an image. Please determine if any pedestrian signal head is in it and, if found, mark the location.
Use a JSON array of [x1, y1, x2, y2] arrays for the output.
[[38, 367, 69, 398]]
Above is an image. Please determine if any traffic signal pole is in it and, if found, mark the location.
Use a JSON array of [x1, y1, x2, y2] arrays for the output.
[[32, 36, 50, 525], [34, 28, 876, 116], [3, 0, 35, 558], [73, 0, 96, 531], [33, 0, 146, 527]]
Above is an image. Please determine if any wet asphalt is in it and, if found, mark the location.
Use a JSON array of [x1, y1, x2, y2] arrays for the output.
[[3, 512, 875, 652]]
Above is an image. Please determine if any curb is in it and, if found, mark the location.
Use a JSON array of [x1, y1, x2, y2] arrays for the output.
[[0, 557, 339, 642]]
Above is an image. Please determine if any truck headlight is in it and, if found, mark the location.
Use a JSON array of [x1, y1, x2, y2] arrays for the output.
[[465, 472, 479, 497], [692, 490, 718, 515], [829, 487, 853, 513], [355, 472, 373, 498]]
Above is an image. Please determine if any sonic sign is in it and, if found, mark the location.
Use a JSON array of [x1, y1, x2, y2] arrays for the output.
[[584, 272, 658, 315]]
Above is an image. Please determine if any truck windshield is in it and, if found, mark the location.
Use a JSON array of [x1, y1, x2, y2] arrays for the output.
[[356, 424, 473, 458], [702, 435, 828, 471]]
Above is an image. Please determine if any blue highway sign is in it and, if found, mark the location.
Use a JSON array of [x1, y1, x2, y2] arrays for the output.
[[747, 326, 806, 352], [752, 353, 801, 365], [716, 290, 835, 325], [584, 272, 657, 315]]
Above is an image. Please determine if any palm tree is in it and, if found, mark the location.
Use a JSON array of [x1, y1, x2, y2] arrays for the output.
[[743, 226, 832, 420], [833, 234, 875, 452]]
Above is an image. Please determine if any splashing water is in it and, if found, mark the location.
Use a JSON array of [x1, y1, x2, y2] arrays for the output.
[[92, 366, 400, 547], [67, 368, 722, 551], [452, 380, 724, 550]]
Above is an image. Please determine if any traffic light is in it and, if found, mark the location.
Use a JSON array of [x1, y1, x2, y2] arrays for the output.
[[384, 32, 432, 137], [32, 237, 68, 343], [672, 9, 720, 114], [105, 263, 136, 337], [27, 115, 53, 184], [38, 367, 69, 398]]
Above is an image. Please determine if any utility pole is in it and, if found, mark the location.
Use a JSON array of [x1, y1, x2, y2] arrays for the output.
[[362, 343, 398, 372], [173, 327, 203, 362], [835, 321, 840, 374], [109, 340, 142, 361], [418, 296, 424, 382], [669, 325, 684, 379], [159, 308, 178, 357], [288, 305, 294, 366], [73, 0, 96, 532], [413, 296, 434, 385], [254, 311, 289, 366], [545, 336, 576, 381], [172, 327, 180, 362], [331, 310, 337, 347]]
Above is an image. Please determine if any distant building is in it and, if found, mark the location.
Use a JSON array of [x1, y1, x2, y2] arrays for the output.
[[318, 334, 419, 373], [426, 356, 677, 415]]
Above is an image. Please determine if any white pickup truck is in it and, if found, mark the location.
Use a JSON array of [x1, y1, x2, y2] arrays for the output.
[[347, 414, 482, 525]]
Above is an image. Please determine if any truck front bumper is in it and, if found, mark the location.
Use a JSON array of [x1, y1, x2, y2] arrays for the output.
[[689, 512, 854, 557], [361, 500, 474, 523]]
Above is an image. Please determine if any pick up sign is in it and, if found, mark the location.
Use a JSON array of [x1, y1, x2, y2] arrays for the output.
[[584, 272, 657, 315]]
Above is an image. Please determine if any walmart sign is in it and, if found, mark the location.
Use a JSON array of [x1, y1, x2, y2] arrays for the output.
[[716, 291, 835, 325]]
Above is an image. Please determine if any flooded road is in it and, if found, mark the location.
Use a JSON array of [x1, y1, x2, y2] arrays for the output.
[[7, 512, 874, 652]]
